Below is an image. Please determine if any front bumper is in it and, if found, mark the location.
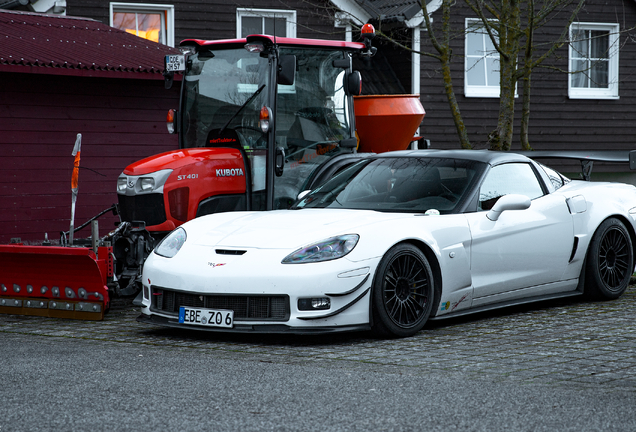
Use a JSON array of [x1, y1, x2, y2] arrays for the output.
[[141, 247, 380, 330]]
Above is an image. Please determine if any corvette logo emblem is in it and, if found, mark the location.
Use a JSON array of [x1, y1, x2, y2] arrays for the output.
[[208, 263, 226, 268]]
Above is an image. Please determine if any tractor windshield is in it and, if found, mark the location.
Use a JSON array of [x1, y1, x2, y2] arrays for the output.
[[181, 48, 269, 150]]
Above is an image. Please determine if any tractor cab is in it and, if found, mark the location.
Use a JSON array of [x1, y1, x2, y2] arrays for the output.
[[165, 34, 367, 211]]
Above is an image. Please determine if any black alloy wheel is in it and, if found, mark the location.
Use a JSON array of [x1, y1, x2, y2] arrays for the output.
[[372, 243, 436, 338], [585, 217, 633, 300]]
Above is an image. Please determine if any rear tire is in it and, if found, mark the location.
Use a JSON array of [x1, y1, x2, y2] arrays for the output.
[[371, 243, 435, 338], [585, 217, 633, 300]]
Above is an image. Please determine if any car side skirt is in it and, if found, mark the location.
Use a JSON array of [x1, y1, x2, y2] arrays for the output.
[[429, 290, 584, 321]]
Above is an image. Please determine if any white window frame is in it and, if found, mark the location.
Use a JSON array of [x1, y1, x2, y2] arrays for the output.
[[109, 2, 175, 47], [568, 22, 619, 100], [236, 8, 297, 39], [464, 18, 500, 98]]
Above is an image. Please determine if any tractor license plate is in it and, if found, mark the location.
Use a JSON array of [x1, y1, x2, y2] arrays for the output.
[[165, 55, 185, 72], [179, 307, 234, 328]]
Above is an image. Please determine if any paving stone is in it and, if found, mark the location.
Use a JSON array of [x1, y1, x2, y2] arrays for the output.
[[1, 285, 636, 389]]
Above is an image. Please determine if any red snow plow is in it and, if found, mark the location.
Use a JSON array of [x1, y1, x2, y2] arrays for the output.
[[0, 244, 112, 320]]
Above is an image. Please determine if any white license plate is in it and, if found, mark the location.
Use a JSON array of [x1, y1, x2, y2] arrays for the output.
[[179, 307, 234, 328], [165, 55, 185, 72]]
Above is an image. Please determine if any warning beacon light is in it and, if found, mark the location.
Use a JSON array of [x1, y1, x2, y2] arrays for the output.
[[360, 23, 377, 57]]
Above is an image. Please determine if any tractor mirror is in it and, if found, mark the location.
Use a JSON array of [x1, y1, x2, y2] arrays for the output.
[[278, 55, 296, 86], [345, 71, 362, 96]]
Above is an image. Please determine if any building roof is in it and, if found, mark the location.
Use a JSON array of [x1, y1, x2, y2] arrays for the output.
[[0, 9, 179, 78], [356, 0, 422, 23]]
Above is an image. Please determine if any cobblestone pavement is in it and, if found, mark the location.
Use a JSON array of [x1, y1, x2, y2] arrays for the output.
[[1, 286, 635, 390]]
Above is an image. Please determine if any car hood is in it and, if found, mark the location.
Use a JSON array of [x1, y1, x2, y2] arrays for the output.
[[184, 209, 412, 250]]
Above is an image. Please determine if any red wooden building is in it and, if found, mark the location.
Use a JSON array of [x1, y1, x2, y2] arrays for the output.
[[0, 9, 180, 244]]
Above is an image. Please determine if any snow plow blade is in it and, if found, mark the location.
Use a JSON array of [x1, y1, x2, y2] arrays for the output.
[[0, 245, 112, 320]]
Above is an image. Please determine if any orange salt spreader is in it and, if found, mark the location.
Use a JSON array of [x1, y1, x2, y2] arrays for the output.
[[354, 94, 426, 153]]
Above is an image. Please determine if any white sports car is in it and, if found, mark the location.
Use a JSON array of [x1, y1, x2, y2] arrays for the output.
[[137, 150, 636, 337]]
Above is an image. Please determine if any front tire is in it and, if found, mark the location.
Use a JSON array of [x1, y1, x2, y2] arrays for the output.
[[585, 217, 633, 300], [372, 243, 435, 338]]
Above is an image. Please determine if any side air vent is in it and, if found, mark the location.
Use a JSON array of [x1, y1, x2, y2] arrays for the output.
[[215, 249, 246, 255], [569, 237, 579, 262]]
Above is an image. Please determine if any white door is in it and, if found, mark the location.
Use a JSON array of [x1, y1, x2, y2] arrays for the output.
[[467, 163, 574, 299]]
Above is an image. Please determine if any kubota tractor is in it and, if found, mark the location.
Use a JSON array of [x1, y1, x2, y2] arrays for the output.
[[0, 25, 425, 319]]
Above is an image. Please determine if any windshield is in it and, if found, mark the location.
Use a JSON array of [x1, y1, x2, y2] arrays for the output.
[[182, 48, 269, 150], [294, 157, 485, 214]]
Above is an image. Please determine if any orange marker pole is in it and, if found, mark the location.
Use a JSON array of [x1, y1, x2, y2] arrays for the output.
[[69, 133, 82, 246]]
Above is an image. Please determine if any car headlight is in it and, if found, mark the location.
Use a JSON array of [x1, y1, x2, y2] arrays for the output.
[[282, 234, 359, 264], [154, 227, 187, 258]]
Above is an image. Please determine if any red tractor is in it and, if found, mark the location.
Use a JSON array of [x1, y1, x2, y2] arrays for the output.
[[0, 27, 425, 319]]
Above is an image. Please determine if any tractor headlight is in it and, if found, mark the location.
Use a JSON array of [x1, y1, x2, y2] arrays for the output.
[[282, 234, 359, 264], [117, 177, 128, 192], [140, 177, 155, 192], [154, 228, 187, 258]]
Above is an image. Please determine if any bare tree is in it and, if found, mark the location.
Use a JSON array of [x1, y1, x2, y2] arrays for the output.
[[421, 0, 472, 149], [463, 0, 585, 150], [417, 0, 473, 149]]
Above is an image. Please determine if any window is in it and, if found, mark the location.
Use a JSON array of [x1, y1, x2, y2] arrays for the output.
[[110, 3, 175, 47], [295, 158, 483, 215], [479, 163, 544, 210], [537, 162, 570, 192], [569, 22, 619, 99], [465, 18, 500, 97], [236, 8, 297, 38]]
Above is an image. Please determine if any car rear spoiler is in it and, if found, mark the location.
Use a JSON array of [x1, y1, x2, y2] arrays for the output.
[[516, 150, 636, 181]]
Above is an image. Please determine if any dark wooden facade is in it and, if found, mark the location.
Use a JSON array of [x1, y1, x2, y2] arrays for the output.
[[0, 71, 179, 244], [65, 0, 347, 44], [417, 0, 636, 160]]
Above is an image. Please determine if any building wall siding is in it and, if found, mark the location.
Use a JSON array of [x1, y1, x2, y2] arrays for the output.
[[66, 0, 345, 45], [0, 72, 179, 243], [418, 0, 636, 158]]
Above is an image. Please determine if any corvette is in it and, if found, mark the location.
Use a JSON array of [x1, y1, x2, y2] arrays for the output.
[[137, 150, 636, 337]]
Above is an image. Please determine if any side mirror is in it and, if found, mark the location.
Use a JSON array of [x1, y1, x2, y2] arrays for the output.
[[486, 194, 531, 221], [297, 190, 311, 200], [345, 71, 362, 96], [275, 146, 286, 177], [278, 55, 296, 86]]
